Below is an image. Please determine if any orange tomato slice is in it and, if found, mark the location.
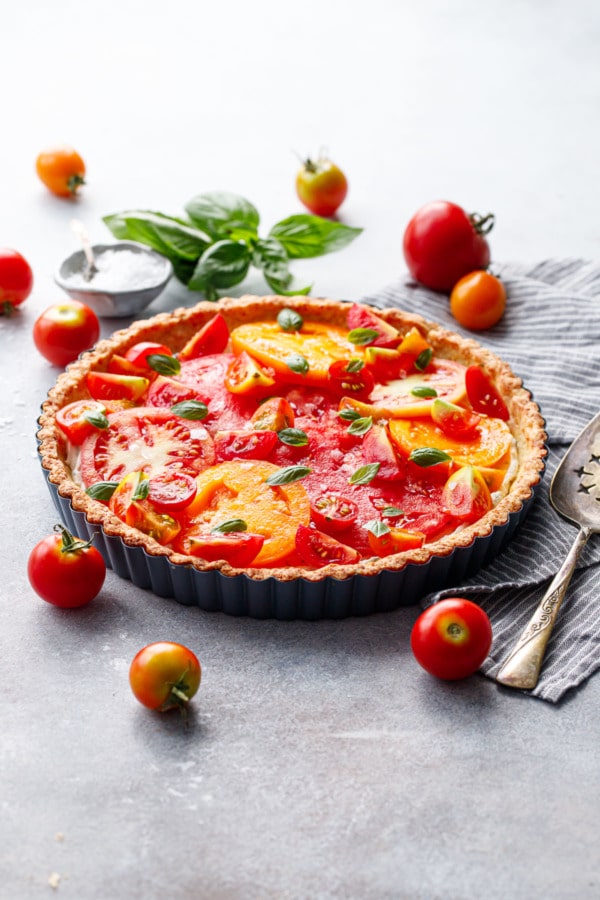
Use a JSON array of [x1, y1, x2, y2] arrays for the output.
[[230, 321, 362, 385], [388, 415, 513, 468], [184, 460, 310, 566]]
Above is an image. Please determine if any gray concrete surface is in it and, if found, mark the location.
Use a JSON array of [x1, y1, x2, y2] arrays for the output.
[[2, 2, 600, 897]]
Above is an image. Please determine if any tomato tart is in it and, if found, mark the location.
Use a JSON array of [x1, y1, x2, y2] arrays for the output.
[[37, 295, 546, 618]]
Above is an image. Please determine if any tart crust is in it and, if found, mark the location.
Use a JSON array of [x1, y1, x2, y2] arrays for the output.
[[37, 295, 547, 584]]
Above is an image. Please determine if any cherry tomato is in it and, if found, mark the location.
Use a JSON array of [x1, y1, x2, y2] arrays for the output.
[[403, 201, 494, 293], [109, 472, 181, 545], [367, 526, 425, 557], [295, 156, 348, 217], [0, 248, 34, 315], [125, 341, 173, 369], [129, 642, 201, 712], [430, 398, 481, 440], [295, 524, 359, 567], [33, 300, 100, 367], [86, 371, 150, 402], [361, 423, 403, 480], [35, 145, 86, 198], [56, 399, 108, 446], [310, 493, 359, 532], [450, 271, 506, 330], [107, 354, 150, 378], [442, 465, 492, 524], [214, 429, 278, 461], [410, 597, 493, 680], [178, 313, 230, 359], [251, 397, 295, 431], [27, 524, 106, 608], [328, 359, 375, 400], [147, 471, 197, 511], [225, 351, 276, 395], [465, 365, 510, 421], [180, 531, 266, 567]]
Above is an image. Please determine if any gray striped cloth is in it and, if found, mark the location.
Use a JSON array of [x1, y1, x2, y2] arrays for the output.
[[362, 258, 600, 702]]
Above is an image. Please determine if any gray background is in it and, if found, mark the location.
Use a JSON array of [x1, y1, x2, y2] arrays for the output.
[[1, 2, 599, 898]]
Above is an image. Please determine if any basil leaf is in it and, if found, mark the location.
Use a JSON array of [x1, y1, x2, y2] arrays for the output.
[[411, 386, 437, 398], [285, 353, 309, 376], [278, 427, 309, 447], [103, 210, 209, 261], [253, 239, 312, 296], [132, 479, 150, 501], [277, 307, 304, 333], [211, 518, 248, 534], [266, 465, 311, 486], [364, 519, 391, 537], [382, 506, 404, 517], [146, 353, 181, 376], [188, 240, 251, 295], [415, 348, 433, 372], [185, 192, 260, 241], [85, 411, 109, 430], [85, 481, 119, 501], [346, 358, 364, 373], [170, 400, 209, 420], [349, 463, 380, 485], [347, 416, 373, 436], [338, 408, 361, 422], [347, 327, 379, 346], [269, 214, 362, 259], [409, 447, 452, 467]]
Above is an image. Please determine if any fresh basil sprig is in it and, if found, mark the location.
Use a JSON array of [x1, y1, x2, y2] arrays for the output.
[[103, 191, 362, 301]]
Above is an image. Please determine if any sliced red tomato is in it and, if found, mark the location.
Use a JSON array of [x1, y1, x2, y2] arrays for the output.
[[431, 398, 481, 440], [295, 524, 360, 567], [442, 465, 493, 523], [214, 429, 278, 461], [86, 371, 149, 402], [361, 423, 403, 480], [178, 313, 230, 360], [56, 399, 107, 445], [310, 493, 359, 532], [346, 304, 400, 348], [147, 471, 197, 511], [225, 351, 277, 395], [367, 526, 425, 557], [364, 347, 411, 383], [108, 354, 150, 378], [179, 531, 266, 567], [125, 341, 173, 369], [79, 407, 215, 486], [109, 472, 181, 545], [251, 397, 295, 431], [465, 365, 510, 421], [328, 359, 375, 400], [146, 374, 208, 409]]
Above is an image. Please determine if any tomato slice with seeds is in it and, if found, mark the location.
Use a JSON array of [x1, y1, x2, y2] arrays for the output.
[[214, 429, 278, 461], [79, 407, 215, 487], [346, 304, 400, 348], [310, 493, 359, 532], [295, 524, 360, 567], [328, 359, 375, 400], [56, 399, 107, 446], [465, 365, 510, 421], [147, 471, 197, 511], [178, 532, 265, 567]]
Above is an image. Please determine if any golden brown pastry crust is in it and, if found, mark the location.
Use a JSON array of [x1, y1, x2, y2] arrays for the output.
[[37, 295, 547, 583]]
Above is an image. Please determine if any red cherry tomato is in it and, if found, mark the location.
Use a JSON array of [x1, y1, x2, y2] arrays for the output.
[[180, 531, 266, 567], [465, 365, 510, 421], [295, 156, 348, 217], [403, 201, 494, 293], [56, 399, 108, 446], [410, 597, 493, 680], [295, 524, 359, 567], [35, 145, 86, 198], [27, 524, 106, 608], [129, 642, 201, 712], [178, 313, 230, 359], [147, 471, 197, 511], [0, 248, 34, 314], [310, 493, 359, 532], [328, 359, 375, 400], [214, 429, 278, 461], [430, 398, 481, 440], [33, 300, 100, 367], [125, 341, 173, 369]]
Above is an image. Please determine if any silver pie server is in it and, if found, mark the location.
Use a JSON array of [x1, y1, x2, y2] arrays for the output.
[[497, 410, 600, 690]]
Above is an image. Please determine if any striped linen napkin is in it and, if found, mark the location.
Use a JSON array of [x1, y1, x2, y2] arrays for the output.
[[362, 258, 600, 702]]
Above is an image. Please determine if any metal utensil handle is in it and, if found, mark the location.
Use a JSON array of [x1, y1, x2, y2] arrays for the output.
[[496, 525, 592, 690]]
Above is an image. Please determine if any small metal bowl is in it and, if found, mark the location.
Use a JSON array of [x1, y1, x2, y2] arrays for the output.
[[54, 241, 173, 318]]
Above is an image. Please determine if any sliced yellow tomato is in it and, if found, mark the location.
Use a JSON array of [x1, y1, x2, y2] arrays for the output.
[[183, 460, 310, 566], [397, 326, 432, 358], [109, 471, 181, 545], [230, 321, 362, 385], [388, 415, 513, 468], [339, 358, 467, 419], [368, 527, 425, 557]]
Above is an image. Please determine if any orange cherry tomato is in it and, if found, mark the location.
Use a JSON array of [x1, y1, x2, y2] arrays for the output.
[[450, 271, 506, 331], [129, 642, 201, 712], [35, 145, 86, 198]]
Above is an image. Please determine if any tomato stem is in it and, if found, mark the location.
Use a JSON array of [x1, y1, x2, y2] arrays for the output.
[[469, 212, 495, 235], [1, 300, 15, 316], [54, 523, 95, 554], [170, 686, 190, 704]]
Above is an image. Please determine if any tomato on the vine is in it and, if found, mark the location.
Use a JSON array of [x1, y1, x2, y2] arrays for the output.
[[296, 156, 348, 217], [27, 524, 106, 608], [33, 300, 100, 367], [0, 248, 34, 315], [450, 270, 506, 331], [129, 642, 201, 712], [403, 201, 494, 293], [36, 145, 86, 198], [410, 597, 493, 680]]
